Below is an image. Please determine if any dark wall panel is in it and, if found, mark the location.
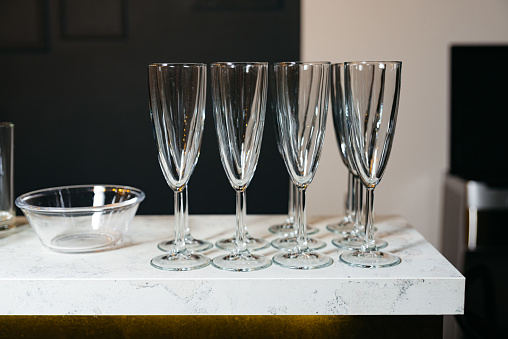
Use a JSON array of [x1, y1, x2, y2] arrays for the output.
[[0, 0, 300, 215], [450, 45, 508, 186]]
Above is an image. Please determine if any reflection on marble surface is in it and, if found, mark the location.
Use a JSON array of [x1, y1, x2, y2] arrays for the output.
[[0, 215, 464, 315]]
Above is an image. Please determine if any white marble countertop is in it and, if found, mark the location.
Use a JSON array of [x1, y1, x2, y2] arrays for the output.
[[0, 215, 464, 316]]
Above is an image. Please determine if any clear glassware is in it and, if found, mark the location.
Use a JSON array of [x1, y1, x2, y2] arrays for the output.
[[326, 67, 355, 235], [268, 73, 318, 242], [15, 184, 145, 253], [327, 62, 357, 235], [339, 61, 402, 268], [213, 70, 271, 253], [0, 122, 14, 231], [211, 61, 271, 271], [148, 63, 210, 271], [157, 185, 213, 253], [330, 63, 386, 250], [272, 61, 333, 270]]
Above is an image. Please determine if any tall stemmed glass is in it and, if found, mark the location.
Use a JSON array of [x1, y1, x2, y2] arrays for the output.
[[330, 63, 387, 250], [326, 63, 355, 234], [340, 61, 402, 268], [272, 61, 333, 270], [211, 62, 271, 271], [148, 63, 210, 271], [157, 186, 213, 253]]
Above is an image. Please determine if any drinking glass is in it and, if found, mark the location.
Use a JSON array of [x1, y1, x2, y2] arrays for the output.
[[330, 63, 386, 250], [340, 61, 402, 268], [0, 122, 14, 231], [272, 61, 333, 270], [148, 63, 210, 271], [326, 65, 355, 234], [211, 62, 271, 271], [157, 185, 213, 253]]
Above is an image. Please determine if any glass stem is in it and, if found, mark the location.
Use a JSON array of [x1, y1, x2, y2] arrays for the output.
[[295, 185, 308, 252], [362, 188, 376, 251], [183, 185, 191, 238], [287, 179, 295, 224], [347, 172, 356, 220], [352, 176, 362, 236], [345, 171, 354, 219], [173, 188, 186, 253], [235, 189, 248, 253]]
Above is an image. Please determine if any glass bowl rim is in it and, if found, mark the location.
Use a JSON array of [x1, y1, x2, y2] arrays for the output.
[[210, 61, 268, 66], [148, 63, 206, 67], [273, 61, 331, 66], [343, 61, 402, 66], [15, 184, 146, 213]]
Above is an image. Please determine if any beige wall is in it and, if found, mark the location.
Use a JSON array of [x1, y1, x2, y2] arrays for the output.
[[302, 0, 508, 249]]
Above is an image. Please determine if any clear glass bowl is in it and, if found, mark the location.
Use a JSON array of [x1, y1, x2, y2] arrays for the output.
[[15, 185, 145, 253]]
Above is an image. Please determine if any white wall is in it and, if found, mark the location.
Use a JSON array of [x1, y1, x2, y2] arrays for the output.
[[303, 0, 508, 249]]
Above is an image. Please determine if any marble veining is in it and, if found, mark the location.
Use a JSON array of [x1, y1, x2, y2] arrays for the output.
[[0, 215, 464, 315]]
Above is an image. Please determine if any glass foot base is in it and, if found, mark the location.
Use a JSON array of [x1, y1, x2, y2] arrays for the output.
[[273, 250, 333, 270], [150, 251, 210, 271], [49, 232, 121, 253], [332, 236, 387, 250], [158, 237, 213, 253], [268, 223, 318, 236], [326, 218, 354, 234], [339, 250, 401, 268], [271, 237, 326, 251], [212, 251, 272, 272], [326, 221, 377, 235], [216, 235, 270, 251]]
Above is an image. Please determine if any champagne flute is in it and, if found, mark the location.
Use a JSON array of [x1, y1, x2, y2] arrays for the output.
[[326, 63, 355, 234], [148, 63, 210, 271], [340, 61, 402, 268], [157, 185, 213, 253], [330, 63, 386, 250], [269, 75, 318, 239], [272, 61, 333, 270], [211, 62, 271, 271]]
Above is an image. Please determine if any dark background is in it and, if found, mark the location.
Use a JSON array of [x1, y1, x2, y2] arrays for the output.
[[450, 45, 508, 186], [0, 0, 300, 215]]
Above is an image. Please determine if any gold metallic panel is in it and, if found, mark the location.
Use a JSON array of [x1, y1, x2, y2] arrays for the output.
[[0, 315, 442, 338]]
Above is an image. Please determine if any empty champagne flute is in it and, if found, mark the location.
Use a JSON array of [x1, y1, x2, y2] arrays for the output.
[[330, 63, 386, 250], [340, 61, 402, 268], [326, 63, 355, 234], [148, 63, 210, 271], [211, 62, 271, 271], [272, 61, 333, 270], [157, 185, 213, 253]]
